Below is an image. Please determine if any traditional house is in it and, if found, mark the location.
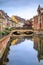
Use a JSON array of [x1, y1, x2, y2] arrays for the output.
[[33, 5, 43, 34], [11, 16, 25, 28], [30, 18, 34, 29], [23, 20, 32, 29], [0, 10, 13, 31], [37, 5, 43, 30], [0, 11, 5, 31], [33, 15, 38, 30]]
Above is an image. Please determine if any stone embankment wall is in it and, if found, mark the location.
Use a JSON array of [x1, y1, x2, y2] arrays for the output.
[[0, 34, 11, 59]]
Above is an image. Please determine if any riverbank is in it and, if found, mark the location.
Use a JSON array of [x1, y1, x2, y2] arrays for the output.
[[0, 29, 43, 61], [0, 34, 11, 60]]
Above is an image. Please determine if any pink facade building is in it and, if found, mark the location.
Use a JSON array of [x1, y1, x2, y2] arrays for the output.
[[33, 5, 43, 34]]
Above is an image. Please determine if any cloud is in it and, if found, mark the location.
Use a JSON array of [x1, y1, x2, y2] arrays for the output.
[[0, 0, 43, 19]]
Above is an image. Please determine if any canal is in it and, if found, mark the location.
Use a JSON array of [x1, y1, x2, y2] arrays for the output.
[[0, 36, 43, 65]]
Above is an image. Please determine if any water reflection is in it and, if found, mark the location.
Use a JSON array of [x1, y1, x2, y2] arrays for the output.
[[11, 36, 43, 62], [11, 36, 32, 45], [0, 50, 9, 65], [0, 36, 43, 65], [33, 36, 43, 62], [0, 43, 10, 65]]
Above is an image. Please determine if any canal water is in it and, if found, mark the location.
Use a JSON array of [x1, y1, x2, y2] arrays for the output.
[[1, 36, 43, 65]]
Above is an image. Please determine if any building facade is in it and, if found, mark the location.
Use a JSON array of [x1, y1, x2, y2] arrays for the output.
[[11, 16, 25, 28], [33, 5, 43, 34], [0, 10, 13, 31]]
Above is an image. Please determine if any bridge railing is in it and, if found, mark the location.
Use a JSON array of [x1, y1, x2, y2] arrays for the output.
[[13, 27, 33, 30]]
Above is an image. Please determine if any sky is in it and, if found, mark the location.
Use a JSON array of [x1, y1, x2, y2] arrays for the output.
[[0, 0, 43, 19]]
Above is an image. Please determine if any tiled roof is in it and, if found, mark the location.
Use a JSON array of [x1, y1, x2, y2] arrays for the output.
[[13, 16, 25, 22], [0, 10, 11, 20]]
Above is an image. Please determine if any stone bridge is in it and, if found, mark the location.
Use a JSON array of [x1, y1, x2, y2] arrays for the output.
[[11, 29, 33, 34]]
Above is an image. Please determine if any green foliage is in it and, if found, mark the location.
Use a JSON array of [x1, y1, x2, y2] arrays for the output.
[[1, 31, 5, 35]]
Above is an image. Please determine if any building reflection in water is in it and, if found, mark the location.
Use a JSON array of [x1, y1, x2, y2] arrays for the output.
[[11, 36, 32, 45], [11, 37, 25, 45], [0, 36, 32, 65], [33, 36, 43, 62], [0, 43, 10, 65], [1, 35, 43, 65]]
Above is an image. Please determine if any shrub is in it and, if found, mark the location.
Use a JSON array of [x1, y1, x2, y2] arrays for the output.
[[1, 31, 5, 35]]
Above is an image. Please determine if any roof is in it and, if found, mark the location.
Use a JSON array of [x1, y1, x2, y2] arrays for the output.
[[0, 10, 10, 19], [37, 5, 43, 11], [12, 15, 25, 22], [0, 15, 4, 19]]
